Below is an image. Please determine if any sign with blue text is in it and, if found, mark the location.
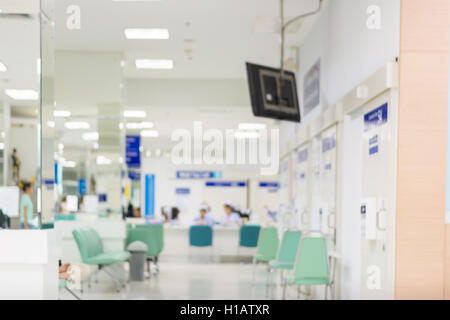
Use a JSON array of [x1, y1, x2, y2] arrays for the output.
[[303, 59, 321, 115], [205, 181, 247, 187], [364, 103, 388, 132], [176, 170, 222, 179], [78, 179, 87, 195], [126, 135, 141, 168]]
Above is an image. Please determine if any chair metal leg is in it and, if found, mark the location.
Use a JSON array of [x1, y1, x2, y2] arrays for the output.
[[103, 268, 121, 293], [282, 279, 288, 300], [324, 284, 328, 300], [252, 257, 257, 286], [65, 287, 81, 300]]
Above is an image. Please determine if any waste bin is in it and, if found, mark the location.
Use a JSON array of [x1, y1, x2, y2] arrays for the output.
[[127, 241, 148, 281]]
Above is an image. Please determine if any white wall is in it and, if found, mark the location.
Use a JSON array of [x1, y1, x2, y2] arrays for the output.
[[279, 0, 401, 299], [280, 0, 400, 154]]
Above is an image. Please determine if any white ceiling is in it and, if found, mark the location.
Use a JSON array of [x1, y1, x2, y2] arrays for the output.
[[54, 0, 321, 79]]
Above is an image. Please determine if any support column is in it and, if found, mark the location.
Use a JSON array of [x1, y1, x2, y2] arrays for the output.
[[395, 0, 450, 299]]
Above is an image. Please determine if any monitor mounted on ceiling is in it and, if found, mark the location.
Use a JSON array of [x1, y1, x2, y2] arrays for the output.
[[246, 62, 301, 123]]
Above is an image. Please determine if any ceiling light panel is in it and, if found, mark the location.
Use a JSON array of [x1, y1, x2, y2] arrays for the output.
[[135, 59, 173, 69], [125, 28, 169, 40], [4, 89, 38, 100]]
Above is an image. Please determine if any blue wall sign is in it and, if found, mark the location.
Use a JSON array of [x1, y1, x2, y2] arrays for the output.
[[43, 179, 54, 191], [126, 135, 141, 168], [176, 170, 222, 179], [175, 188, 190, 195], [205, 181, 247, 187], [364, 103, 388, 132], [259, 182, 280, 188], [78, 179, 87, 195], [298, 149, 308, 164], [303, 59, 321, 115], [322, 134, 336, 153], [98, 194, 107, 203], [128, 171, 141, 181]]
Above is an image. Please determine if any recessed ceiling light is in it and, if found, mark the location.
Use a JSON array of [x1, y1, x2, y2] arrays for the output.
[[54, 110, 71, 118], [4, 89, 38, 100], [135, 59, 173, 69], [83, 132, 99, 141], [63, 160, 77, 168], [64, 121, 90, 130], [238, 123, 267, 131], [124, 110, 147, 118], [0, 61, 6, 72], [126, 121, 154, 129], [125, 28, 169, 40], [141, 130, 159, 137]]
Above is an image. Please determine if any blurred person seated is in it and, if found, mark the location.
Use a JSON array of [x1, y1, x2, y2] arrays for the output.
[[192, 205, 215, 226], [220, 201, 242, 226]]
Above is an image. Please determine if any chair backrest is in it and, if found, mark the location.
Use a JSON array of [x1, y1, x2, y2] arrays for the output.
[[277, 230, 302, 264], [136, 223, 164, 254], [293, 237, 329, 281], [129, 223, 164, 256], [189, 225, 213, 247], [239, 224, 261, 248], [72, 227, 104, 263], [256, 227, 279, 261]]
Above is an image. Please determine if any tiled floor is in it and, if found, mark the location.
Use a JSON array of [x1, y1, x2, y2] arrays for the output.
[[59, 262, 289, 300]]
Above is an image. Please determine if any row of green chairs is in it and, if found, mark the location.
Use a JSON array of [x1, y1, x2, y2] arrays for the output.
[[126, 223, 164, 275], [253, 227, 334, 300]]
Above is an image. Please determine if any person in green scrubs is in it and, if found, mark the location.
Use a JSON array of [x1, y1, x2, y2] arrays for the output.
[[19, 182, 34, 229]]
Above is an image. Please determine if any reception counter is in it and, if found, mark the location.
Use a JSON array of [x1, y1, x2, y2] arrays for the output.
[[0, 230, 60, 299]]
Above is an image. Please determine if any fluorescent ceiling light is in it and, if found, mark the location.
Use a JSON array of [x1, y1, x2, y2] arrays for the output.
[[238, 123, 267, 131], [124, 110, 147, 118], [54, 110, 71, 118], [126, 121, 154, 129], [125, 28, 169, 40], [4, 89, 38, 101], [83, 132, 99, 141], [63, 160, 77, 168], [64, 121, 90, 130], [141, 130, 159, 137], [97, 156, 112, 165], [235, 131, 259, 139], [135, 59, 173, 69], [0, 61, 6, 72]]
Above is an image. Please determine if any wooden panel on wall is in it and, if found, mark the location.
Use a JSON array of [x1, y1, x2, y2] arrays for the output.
[[395, 0, 450, 299]]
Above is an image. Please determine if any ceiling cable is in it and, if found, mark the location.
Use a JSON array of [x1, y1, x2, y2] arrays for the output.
[[279, 0, 324, 77]]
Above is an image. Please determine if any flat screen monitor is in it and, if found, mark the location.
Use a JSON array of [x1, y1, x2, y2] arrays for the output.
[[246, 62, 300, 122]]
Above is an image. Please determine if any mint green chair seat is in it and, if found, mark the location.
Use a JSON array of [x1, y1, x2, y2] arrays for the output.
[[283, 235, 332, 299], [85, 251, 131, 265], [255, 227, 278, 262], [288, 237, 329, 285], [269, 230, 302, 270], [73, 227, 131, 265]]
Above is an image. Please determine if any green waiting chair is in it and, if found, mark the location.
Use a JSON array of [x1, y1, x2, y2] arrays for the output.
[[72, 227, 130, 292], [189, 225, 213, 262], [126, 223, 164, 275], [252, 227, 279, 284], [283, 232, 333, 300], [268, 230, 302, 297], [239, 225, 261, 248], [55, 214, 76, 221]]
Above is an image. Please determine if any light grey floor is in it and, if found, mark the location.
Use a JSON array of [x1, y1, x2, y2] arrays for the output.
[[59, 262, 288, 300]]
